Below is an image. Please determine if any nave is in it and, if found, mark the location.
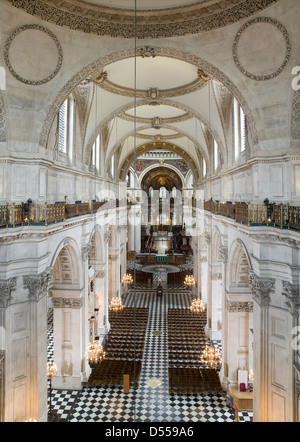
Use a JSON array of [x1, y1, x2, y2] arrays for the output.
[[47, 288, 253, 423]]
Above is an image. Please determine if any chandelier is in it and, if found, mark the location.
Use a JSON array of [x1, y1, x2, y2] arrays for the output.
[[47, 362, 57, 380], [200, 344, 222, 369], [85, 341, 106, 365], [190, 298, 206, 313], [109, 296, 124, 312], [184, 274, 195, 286], [122, 273, 133, 285]]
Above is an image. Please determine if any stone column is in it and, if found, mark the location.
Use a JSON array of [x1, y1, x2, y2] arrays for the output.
[[52, 293, 84, 390], [282, 281, 300, 422], [249, 270, 275, 422]]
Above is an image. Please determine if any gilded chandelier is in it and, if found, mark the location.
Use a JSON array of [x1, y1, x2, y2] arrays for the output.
[[190, 298, 206, 313], [122, 273, 133, 285], [85, 341, 106, 365], [200, 344, 222, 369], [184, 274, 195, 286], [109, 296, 124, 312]]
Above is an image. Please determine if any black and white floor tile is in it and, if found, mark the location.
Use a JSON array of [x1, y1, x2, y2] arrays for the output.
[[47, 288, 253, 423]]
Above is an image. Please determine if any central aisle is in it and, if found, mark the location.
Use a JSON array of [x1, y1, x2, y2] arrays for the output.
[[48, 288, 253, 422]]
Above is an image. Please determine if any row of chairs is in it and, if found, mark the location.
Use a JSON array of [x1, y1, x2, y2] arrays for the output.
[[87, 359, 141, 388], [87, 307, 149, 388], [167, 309, 222, 394]]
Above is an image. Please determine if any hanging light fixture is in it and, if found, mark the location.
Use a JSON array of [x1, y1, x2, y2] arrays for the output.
[[85, 340, 106, 365], [200, 343, 222, 369], [190, 298, 206, 313], [184, 274, 195, 286], [122, 273, 134, 285], [109, 296, 124, 312], [47, 362, 58, 421]]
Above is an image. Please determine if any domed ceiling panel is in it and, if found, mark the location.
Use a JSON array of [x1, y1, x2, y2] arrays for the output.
[[9, 0, 280, 38]]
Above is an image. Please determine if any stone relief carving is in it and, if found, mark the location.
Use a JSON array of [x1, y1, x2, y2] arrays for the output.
[[282, 281, 300, 316], [4, 24, 63, 86], [23, 268, 53, 302], [227, 301, 253, 313], [233, 17, 291, 81], [248, 270, 275, 306], [52, 297, 83, 309], [0, 277, 17, 308], [0, 94, 7, 143], [9, 0, 280, 39]]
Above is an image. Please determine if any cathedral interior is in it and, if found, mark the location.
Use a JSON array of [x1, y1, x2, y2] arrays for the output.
[[0, 0, 300, 423]]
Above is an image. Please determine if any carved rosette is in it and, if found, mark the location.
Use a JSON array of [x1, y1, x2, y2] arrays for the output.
[[248, 270, 275, 307], [23, 268, 53, 302], [0, 277, 17, 308], [282, 281, 300, 316]]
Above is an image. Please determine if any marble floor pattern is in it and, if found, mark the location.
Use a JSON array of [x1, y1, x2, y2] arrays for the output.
[[47, 288, 253, 423]]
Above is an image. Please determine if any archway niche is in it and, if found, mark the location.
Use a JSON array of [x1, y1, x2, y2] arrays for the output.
[[223, 240, 253, 390], [51, 242, 86, 390]]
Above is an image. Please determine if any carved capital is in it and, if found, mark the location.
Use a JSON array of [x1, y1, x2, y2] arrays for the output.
[[0, 277, 17, 308], [282, 281, 300, 316], [248, 270, 275, 307], [23, 268, 53, 302]]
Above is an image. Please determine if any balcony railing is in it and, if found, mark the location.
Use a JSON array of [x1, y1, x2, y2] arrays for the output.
[[0, 200, 123, 228], [204, 201, 298, 230]]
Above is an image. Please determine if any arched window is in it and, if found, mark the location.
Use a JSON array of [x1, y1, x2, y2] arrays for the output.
[[58, 99, 68, 154], [149, 187, 153, 198], [234, 97, 246, 160], [91, 135, 100, 171], [159, 187, 167, 199], [203, 158, 207, 178], [172, 187, 177, 198], [213, 140, 219, 171], [58, 96, 74, 161]]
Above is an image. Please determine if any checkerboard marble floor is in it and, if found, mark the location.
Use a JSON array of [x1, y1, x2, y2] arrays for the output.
[[47, 289, 253, 423]]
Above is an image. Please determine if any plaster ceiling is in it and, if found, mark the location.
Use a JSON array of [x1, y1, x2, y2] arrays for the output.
[[105, 57, 198, 91]]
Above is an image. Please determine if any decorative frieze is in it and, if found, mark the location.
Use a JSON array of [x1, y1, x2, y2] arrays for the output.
[[9, 0, 280, 40], [52, 297, 83, 309], [227, 301, 253, 313], [282, 281, 300, 317], [248, 270, 275, 307], [0, 277, 17, 308], [23, 268, 53, 302]]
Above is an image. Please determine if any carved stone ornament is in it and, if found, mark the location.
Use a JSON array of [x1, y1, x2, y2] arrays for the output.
[[282, 281, 300, 316], [227, 301, 253, 313], [4, 24, 63, 86], [248, 270, 275, 306], [219, 245, 228, 263], [52, 297, 83, 309], [81, 243, 91, 261], [0, 94, 7, 143], [23, 268, 53, 302], [233, 17, 291, 81], [0, 277, 17, 308], [9, 0, 280, 40]]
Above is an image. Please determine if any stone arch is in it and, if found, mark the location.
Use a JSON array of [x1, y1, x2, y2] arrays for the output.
[[228, 239, 252, 291], [119, 141, 201, 183], [50, 238, 83, 289], [88, 224, 105, 266], [39, 46, 258, 157]]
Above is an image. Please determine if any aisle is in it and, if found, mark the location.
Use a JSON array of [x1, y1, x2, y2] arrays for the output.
[[47, 289, 253, 422]]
